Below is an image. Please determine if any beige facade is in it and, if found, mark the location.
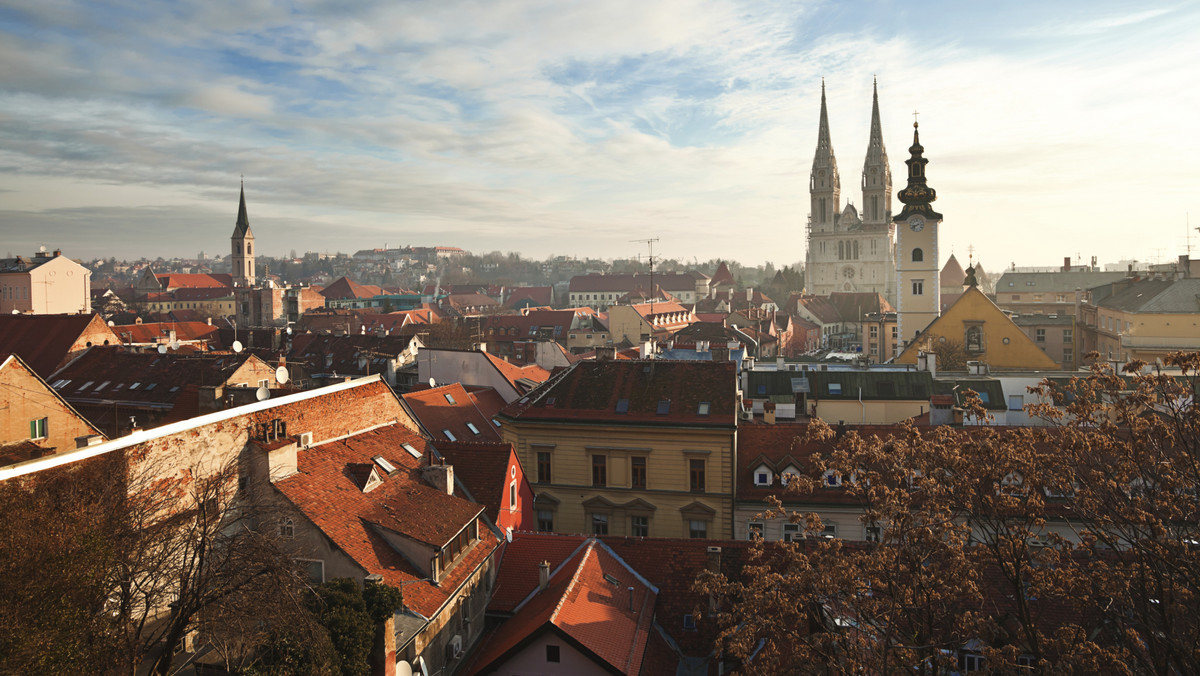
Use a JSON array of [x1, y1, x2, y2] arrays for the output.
[[0, 355, 103, 462], [0, 251, 91, 315]]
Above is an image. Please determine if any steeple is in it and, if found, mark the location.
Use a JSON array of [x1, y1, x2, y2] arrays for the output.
[[233, 179, 253, 238], [861, 76, 891, 225], [809, 79, 841, 228], [893, 122, 943, 223]]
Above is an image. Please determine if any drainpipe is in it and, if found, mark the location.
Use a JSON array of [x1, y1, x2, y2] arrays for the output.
[[859, 386, 865, 424]]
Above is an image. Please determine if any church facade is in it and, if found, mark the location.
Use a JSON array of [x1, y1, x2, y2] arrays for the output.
[[804, 80, 896, 304]]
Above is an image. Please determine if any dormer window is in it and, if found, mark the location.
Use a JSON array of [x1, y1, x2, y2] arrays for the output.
[[824, 469, 843, 488]]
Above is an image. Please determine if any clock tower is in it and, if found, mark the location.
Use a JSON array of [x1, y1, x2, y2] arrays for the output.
[[231, 180, 256, 288], [893, 121, 942, 354]]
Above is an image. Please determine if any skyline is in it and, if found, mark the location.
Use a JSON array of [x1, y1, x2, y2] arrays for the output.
[[1, 1, 1197, 269]]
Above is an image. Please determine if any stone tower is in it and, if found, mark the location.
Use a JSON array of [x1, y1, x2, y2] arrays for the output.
[[893, 121, 943, 352], [231, 181, 256, 287], [804, 80, 897, 302]]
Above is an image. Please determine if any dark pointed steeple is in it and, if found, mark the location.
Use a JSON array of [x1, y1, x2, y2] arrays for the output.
[[816, 79, 833, 155], [861, 76, 891, 225], [232, 179, 253, 238], [866, 77, 886, 154], [893, 122, 942, 222]]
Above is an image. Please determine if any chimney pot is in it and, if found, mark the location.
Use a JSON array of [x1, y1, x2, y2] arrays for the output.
[[538, 560, 550, 591]]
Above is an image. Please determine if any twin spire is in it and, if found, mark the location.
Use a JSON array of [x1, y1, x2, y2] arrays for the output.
[[812, 78, 890, 183]]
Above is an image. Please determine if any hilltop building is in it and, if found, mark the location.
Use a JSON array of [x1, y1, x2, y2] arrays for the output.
[[805, 80, 896, 303]]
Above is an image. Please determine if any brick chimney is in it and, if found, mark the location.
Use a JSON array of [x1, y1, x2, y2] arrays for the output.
[[538, 560, 551, 591], [422, 463, 454, 495]]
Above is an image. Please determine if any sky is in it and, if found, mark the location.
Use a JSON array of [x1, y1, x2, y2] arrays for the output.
[[0, 0, 1197, 271]]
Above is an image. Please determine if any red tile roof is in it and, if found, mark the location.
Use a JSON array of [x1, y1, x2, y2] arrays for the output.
[[288, 333, 417, 377], [319, 276, 384, 300], [482, 352, 550, 394], [112, 321, 220, 344], [401, 383, 503, 443], [504, 286, 553, 309], [273, 424, 500, 618], [499, 360, 737, 427], [154, 273, 233, 290], [434, 440, 516, 525], [709, 261, 735, 288], [466, 538, 657, 675], [0, 314, 120, 378]]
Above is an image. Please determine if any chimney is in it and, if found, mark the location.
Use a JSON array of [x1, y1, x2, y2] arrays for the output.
[[421, 464, 454, 495], [595, 346, 615, 361], [74, 434, 104, 448], [746, 287, 753, 302], [538, 560, 550, 591], [627, 586, 635, 612], [53, 249, 61, 258], [1062, 256, 1071, 272], [706, 545, 722, 573], [764, 400, 777, 425], [711, 345, 730, 362]]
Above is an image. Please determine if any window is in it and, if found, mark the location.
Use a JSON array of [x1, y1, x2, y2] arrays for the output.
[[828, 382, 842, 395], [302, 559, 325, 584], [537, 452, 551, 483], [29, 417, 47, 440], [592, 455, 607, 487], [279, 518, 294, 538], [631, 515, 649, 537], [656, 399, 671, 415], [689, 519, 708, 539], [869, 326, 878, 338], [822, 524, 837, 538], [865, 524, 881, 542], [546, 645, 561, 663], [1035, 328, 1046, 342], [442, 429, 457, 441], [912, 279, 924, 295], [537, 509, 554, 532], [615, 398, 629, 414], [1063, 348, 1073, 364], [748, 522, 764, 540], [1063, 328, 1073, 344], [824, 469, 842, 488], [912, 248, 924, 262], [683, 614, 697, 631], [965, 326, 983, 351], [631, 457, 647, 489], [466, 422, 480, 435], [697, 401, 710, 415], [591, 513, 609, 535], [783, 523, 801, 542], [509, 482, 517, 509], [690, 459, 706, 492], [1008, 395, 1024, 411], [444, 393, 456, 404], [755, 470, 770, 486]]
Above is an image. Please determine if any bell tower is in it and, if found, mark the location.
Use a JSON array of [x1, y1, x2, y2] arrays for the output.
[[893, 120, 942, 353], [231, 180, 256, 287]]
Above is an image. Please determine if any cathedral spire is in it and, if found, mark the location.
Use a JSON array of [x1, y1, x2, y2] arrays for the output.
[[861, 77, 891, 225], [810, 78, 840, 198], [233, 179, 252, 238], [816, 79, 833, 155]]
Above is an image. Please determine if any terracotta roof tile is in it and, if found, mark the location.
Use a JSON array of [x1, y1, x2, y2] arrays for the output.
[[434, 440, 515, 523], [0, 314, 119, 378]]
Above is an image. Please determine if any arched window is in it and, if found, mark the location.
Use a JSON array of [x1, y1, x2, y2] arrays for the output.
[[235, 243, 241, 255], [838, 241, 845, 260], [912, 248, 924, 262], [853, 241, 860, 260], [247, 243, 252, 255]]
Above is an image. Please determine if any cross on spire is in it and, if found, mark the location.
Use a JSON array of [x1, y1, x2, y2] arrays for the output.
[[912, 110, 920, 126]]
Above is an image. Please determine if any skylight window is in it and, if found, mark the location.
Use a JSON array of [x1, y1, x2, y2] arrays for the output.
[[757, 384, 767, 395], [615, 399, 630, 414], [603, 573, 620, 586], [373, 455, 398, 474], [146, 383, 158, 391], [698, 402, 711, 415], [443, 429, 457, 441], [78, 381, 94, 392], [94, 381, 110, 392], [828, 382, 842, 395], [51, 379, 70, 389], [466, 422, 480, 435], [656, 400, 671, 415], [492, 419, 501, 427], [402, 443, 422, 459], [444, 393, 456, 404], [129, 382, 140, 390]]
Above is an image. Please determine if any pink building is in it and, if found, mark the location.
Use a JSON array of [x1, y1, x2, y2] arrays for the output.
[[0, 250, 91, 315]]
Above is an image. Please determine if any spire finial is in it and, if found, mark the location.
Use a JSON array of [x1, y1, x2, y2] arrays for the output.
[[913, 109, 919, 127]]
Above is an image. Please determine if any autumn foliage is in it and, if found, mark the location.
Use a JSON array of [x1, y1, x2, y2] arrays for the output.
[[699, 352, 1200, 674]]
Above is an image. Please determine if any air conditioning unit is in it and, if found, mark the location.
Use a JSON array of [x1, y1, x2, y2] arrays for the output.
[[739, 410, 753, 421], [450, 635, 464, 659], [299, 432, 313, 447]]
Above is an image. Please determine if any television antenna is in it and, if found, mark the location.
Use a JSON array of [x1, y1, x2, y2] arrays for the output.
[[630, 237, 660, 315]]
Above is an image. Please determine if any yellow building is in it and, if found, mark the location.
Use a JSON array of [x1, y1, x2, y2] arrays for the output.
[[497, 359, 738, 539], [896, 268, 1060, 371], [1090, 277, 1200, 362]]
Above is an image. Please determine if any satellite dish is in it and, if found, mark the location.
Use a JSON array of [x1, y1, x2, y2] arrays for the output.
[[428, 377, 436, 388], [276, 366, 289, 384], [231, 340, 243, 353], [107, 320, 115, 327], [10, 309, 18, 314], [169, 340, 180, 350], [397, 660, 414, 676], [286, 326, 293, 335], [255, 386, 270, 401], [157, 344, 168, 354]]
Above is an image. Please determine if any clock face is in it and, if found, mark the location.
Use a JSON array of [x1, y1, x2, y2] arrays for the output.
[[908, 216, 925, 232]]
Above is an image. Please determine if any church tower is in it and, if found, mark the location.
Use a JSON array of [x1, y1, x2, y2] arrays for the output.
[[893, 121, 943, 352], [861, 78, 892, 226], [810, 79, 841, 230], [231, 181, 256, 287]]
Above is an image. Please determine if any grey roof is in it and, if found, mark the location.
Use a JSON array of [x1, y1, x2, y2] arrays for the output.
[[1097, 278, 1200, 313], [996, 271, 1128, 294], [932, 378, 1007, 411], [745, 369, 933, 401]]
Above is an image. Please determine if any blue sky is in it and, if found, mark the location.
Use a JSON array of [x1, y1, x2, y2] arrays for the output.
[[0, 0, 1196, 271]]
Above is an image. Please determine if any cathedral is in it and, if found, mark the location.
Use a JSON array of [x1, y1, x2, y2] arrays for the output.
[[804, 79, 896, 304]]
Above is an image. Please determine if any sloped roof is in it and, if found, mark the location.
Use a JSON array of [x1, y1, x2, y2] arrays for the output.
[[569, 273, 700, 294], [434, 440, 516, 526], [500, 360, 737, 427], [154, 273, 233, 290], [401, 383, 503, 443], [288, 333, 416, 376], [940, 254, 967, 288], [504, 286, 553, 309], [319, 276, 383, 300], [0, 314, 119, 378], [1098, 278, 1200, 313], [709, 261, 735, 288], [274, 424, 498, 618], [112, 321, 220, 344], [445, 293, 500, 310], [995, 270, 1128, 294], [482, 352, 550, 394], [465, 538, 657, 676]]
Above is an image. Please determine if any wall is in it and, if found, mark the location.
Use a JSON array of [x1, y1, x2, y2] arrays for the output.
[[482, 630, 613, 676], [1, 256, 91, 315], [0, 356, 102, 455], [813, 399, 928, 426], [418, 351, 519, 403]]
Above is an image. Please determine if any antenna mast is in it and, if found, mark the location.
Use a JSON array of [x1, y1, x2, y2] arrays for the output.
[[631, 237, 660, 315]]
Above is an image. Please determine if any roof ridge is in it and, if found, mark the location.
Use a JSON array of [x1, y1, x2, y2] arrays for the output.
[[509, 536, 593, 614], [548, 539, 596, 624]]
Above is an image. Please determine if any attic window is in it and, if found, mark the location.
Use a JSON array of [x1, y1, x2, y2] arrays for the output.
[[492, 418, 501, 427], [373, 456, 398, 474], [51, 379, 70, 389], [603, 573, 620, 586], [683, 614, 697, 631], [466, 422, 480, 435], [443, 429, 457, 442], [828, 382, 842, 395], [78, 380, 94, 392], [93, 381, 111, 392], [402, 443, 422, 459], [545, 397, 556, 406], [444, 393, 456, 404], [656, 400, 671, 415], [698, 402, 711, 416], [757, 384, 767, 395], [129, 382, 140, 390], [615, 399, 630, 414]]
